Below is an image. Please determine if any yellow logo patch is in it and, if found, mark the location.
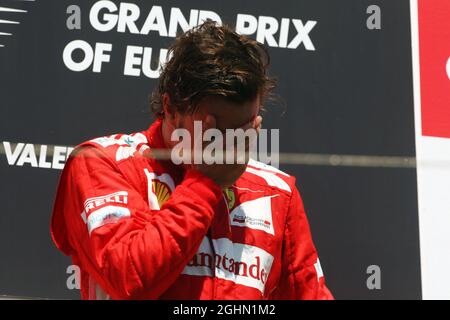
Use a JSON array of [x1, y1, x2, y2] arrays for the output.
[[224, 187, 236, 210], [152, 180, 171, 208]]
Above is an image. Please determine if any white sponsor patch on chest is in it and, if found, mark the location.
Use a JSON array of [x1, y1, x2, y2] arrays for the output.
[[229, 196, 276, 235], [181, 237, 274, 294]]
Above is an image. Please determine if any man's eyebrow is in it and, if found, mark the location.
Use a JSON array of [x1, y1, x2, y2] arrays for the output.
[[226, 114, 257, 130], [214, 115, 257, 133], [239, 115, 257, 128]]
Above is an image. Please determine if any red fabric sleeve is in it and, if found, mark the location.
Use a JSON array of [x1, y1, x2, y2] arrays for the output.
[[52, 146, 223, 299], [270, 183, 334, 300]]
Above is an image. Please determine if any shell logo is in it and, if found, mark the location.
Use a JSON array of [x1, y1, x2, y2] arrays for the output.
[[152, 180, 171, 208], [144, 170, 175, 210]]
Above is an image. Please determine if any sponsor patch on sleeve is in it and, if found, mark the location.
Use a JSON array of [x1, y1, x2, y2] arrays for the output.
[[80, 191, 130, 234]]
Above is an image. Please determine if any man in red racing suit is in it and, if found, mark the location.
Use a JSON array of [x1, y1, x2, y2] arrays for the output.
[[51, 118, 333, 300], [50, 20, 333, 300]]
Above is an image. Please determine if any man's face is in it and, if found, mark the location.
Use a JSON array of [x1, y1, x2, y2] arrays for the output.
[[164, 94, 261, 150], [183, 95, 261, 133]]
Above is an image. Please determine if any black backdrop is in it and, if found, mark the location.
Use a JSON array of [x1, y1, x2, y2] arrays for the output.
[[0, 0, 420, 299]]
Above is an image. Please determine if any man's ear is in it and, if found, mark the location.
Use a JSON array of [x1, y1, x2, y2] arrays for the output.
[[162, 93, 184, 130], [162, 93, 176, 124], [162, 93, 171, 116]]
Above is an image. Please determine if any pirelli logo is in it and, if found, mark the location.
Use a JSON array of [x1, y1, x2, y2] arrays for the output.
[[80, 191, 130, 235], [82, 191, 128, 215]]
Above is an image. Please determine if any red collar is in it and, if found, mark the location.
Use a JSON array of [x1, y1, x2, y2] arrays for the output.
[[145, 117, 166, 150], [144, 118, 185, 178]]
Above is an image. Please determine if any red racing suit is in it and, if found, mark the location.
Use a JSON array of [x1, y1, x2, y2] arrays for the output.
[[50, 118, 333, 300]]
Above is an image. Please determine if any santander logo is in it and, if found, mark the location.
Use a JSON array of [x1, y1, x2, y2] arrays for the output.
[[187, 250, 269, 284], [181, 237, 274, 294]]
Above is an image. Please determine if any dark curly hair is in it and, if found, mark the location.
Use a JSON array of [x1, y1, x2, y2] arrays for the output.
[[150, 19, 277, 117]]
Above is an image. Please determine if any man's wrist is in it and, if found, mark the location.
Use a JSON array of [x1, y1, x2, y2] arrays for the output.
[[183, 169, 223, 198]]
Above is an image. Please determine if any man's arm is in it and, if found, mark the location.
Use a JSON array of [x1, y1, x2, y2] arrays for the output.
[[269, 183, 333, 300], [52, 146, 223, 299]]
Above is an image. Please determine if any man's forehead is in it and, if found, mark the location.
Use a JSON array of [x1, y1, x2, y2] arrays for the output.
[[200, 96, 260, 129]]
